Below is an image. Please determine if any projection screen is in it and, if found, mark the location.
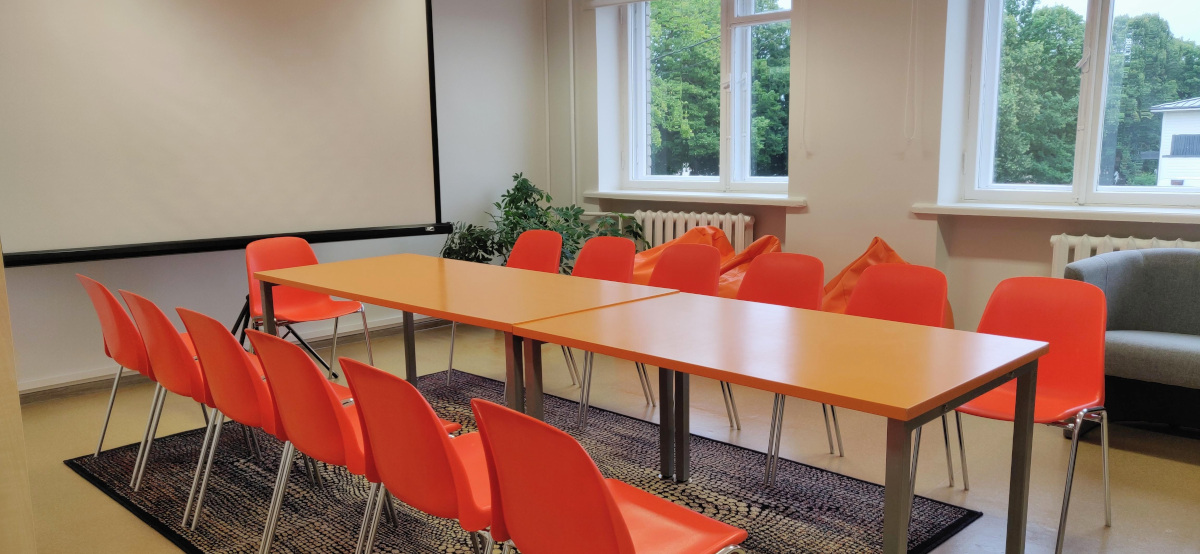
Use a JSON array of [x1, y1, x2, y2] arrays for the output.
[[0, 0, 443, 264]]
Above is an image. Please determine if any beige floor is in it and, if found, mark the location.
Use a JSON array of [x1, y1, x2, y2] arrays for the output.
[[20, 324, 1200, 553]]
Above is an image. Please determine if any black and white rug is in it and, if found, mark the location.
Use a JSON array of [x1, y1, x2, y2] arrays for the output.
[[66, 371, 980, 553]]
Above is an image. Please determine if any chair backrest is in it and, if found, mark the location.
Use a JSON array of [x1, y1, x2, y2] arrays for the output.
[[76, 275, 151, 377], [845, 264, 947, 327], [572, 236, 636, 283], [736, 252, 824, 310], [245, 237, 329, 318], [178, 308, 275, 433], [471, 399, 635, 554], [647, 243, 721, 296], [977, 277, 1107, 404], [246, 330, 360, 467], [341, 358, 486, 528], [506, 230, 563, 273], [1065, 248, 1200, 335], [120, 291, 206, 403]]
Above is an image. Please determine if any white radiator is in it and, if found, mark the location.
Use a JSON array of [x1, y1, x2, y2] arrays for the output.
[[634, 210, 755, 252], [1050, 233, 1200, 277]]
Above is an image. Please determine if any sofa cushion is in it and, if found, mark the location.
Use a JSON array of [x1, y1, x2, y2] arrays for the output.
[[1106, 330, 1200, 389]]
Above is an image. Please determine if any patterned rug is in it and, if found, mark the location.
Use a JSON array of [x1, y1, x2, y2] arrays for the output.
[[66, 371, 980, 553]]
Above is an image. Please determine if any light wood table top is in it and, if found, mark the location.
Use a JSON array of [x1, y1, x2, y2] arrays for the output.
[[253, 254, 677, 331], [515, 292, 1048, 422]]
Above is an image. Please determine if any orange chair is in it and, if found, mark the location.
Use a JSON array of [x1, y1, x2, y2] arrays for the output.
[[341, 358, 493, 553], [246, 329, 461, 554], [644, 244, 741, 430], [77, 275, 153, 457], [949, 277, 1109, 554], [733, 253, 825, 484], [568, 237, 657, 426], [120, 291, 212, 492], [471, 398, 747, 554], [245, 237, 373, 378], [177, 308, 280, 530], [843, 264, 951, 492], [446, 230, 563, 384]]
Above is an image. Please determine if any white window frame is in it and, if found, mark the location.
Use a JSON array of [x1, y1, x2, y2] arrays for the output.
[[962, 0, 1200, 208], [620, 0, 790, 194]]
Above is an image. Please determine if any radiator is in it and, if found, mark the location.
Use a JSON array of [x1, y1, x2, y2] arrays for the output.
[[633, 210, 756, 252], [1050, 233, 1200, 277]]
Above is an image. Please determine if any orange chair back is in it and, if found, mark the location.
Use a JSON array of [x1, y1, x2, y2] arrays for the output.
[[76, 275, 151, 377], [471, 399, 635, 554], [506, 230, 563, 273], [647, 244, 721, 296], [736, 252, 824, 310], [977, 277, 1107, 405], [120, 291, 207, 403], [572, 237, 636, 283], [246, 330, 362, 470], [845, 264, 947, 327], [341, 359, 487, 529], [178, 308, 276, 435], [246, 237, 329, 318]]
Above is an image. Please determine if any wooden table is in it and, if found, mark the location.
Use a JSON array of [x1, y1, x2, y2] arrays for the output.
[[515, 293, 1048, 554], [253, 254, 675, 411]]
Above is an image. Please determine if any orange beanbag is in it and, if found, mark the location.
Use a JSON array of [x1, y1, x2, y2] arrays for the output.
[[632, 226, 736, 286], [717, 235, 782, 298], [822, 237, 954, 328]]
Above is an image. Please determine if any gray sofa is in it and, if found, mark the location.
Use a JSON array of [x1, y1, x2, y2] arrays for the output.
[[1065, 248, 1200, 431]]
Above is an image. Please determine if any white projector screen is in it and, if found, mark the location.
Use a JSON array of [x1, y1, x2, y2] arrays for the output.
[[0, 0, 441, 260]]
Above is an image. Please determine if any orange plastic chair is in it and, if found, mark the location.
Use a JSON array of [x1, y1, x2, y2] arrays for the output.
[[733, 253, 825, 485], [120, 291, 212, 492], [177, 308, 279, 530], [646, 244, 742, 429], [471, 399, 747, 554], [950, 277, 1109, 553], [245, 237, 373, 378], [77, 275, 153, 457], [341, 358, 493, 553], [446, 230, 563, 384]]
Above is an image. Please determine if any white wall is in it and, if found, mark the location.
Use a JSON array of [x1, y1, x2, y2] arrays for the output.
[[2, 0, 551, 391]]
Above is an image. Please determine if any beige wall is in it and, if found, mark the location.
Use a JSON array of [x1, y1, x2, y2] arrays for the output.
[[0, 237, 37, 552]]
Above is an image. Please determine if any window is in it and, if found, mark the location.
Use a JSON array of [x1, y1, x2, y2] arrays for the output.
[[964, 0, 1200, 206], [623, 0, 790, 193]]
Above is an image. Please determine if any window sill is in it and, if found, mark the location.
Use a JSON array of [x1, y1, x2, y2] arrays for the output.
[[584, 189, 807, 208], [912, 202, 1200, 225]]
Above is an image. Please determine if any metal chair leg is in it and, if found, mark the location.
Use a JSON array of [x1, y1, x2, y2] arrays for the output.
[[359, 308, 374, 366], [637, 362, 656, 407], [955, 411, 970, 490], [1099, 409, 1111, 527], [363, 484, 387, 554], [447, 321, 457, 385], [821, 404, 836, 455], [259, 442, 296, 554], [726, 383, 742, 430], [182, 407, 219, 525], [578, 352, 595, 429], [329, 316, 340, 379], [130, 384, 163, 487], [355, 483, 380, 554], [829, 405, 844, 457], [561, 346, 580, 386], [132, 386, 167, 491], [199, 402, 210, 425], [764, 393, 786, 486], [719, 382, 736, 429], [1055, 411, 1087, 554], [634, 362, 653, 406], [910, 426, 923, 504], [190, 412, 226, 530], [941, 414, 956, 487], [95, 365, 125, 457], [381, 491, 397, 525]]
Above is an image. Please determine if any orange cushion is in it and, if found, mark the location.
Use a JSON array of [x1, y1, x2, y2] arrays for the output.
[[822, 237, 954, 327], [632, 226, 736, 286], [716, 235, 782, 298]]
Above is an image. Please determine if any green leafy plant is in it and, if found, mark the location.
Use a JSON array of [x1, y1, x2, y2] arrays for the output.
[[440, 173, 645, 273]]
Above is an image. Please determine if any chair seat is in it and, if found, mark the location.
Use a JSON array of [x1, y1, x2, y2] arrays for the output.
[[253, 297, 362, 324], [958, 380, 1103, 424], [607, 479, 747, 554], [448, 432, 491, 532]]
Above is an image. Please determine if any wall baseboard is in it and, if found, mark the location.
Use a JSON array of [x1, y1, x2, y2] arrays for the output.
[[18, 316, 453, 400]]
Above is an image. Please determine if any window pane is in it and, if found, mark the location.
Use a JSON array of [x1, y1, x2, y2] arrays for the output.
[[647, 0, 721, 177], [749, 21, 790, 177], [992, 1, 1084, 185], [1097, 0, 1200, 188], [737, 0, 792, 17]]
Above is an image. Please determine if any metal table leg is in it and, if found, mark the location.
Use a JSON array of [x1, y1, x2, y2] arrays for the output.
[[523, 339, 545, 420], [1006, 362, 1038, 553], [402, 311, 417, 382], [674, 371, 691, 483], [504, 333, 525, 412], [658, 367, 675, 480], [882, 418, 915, 554], [260, 283, 277, 336]]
